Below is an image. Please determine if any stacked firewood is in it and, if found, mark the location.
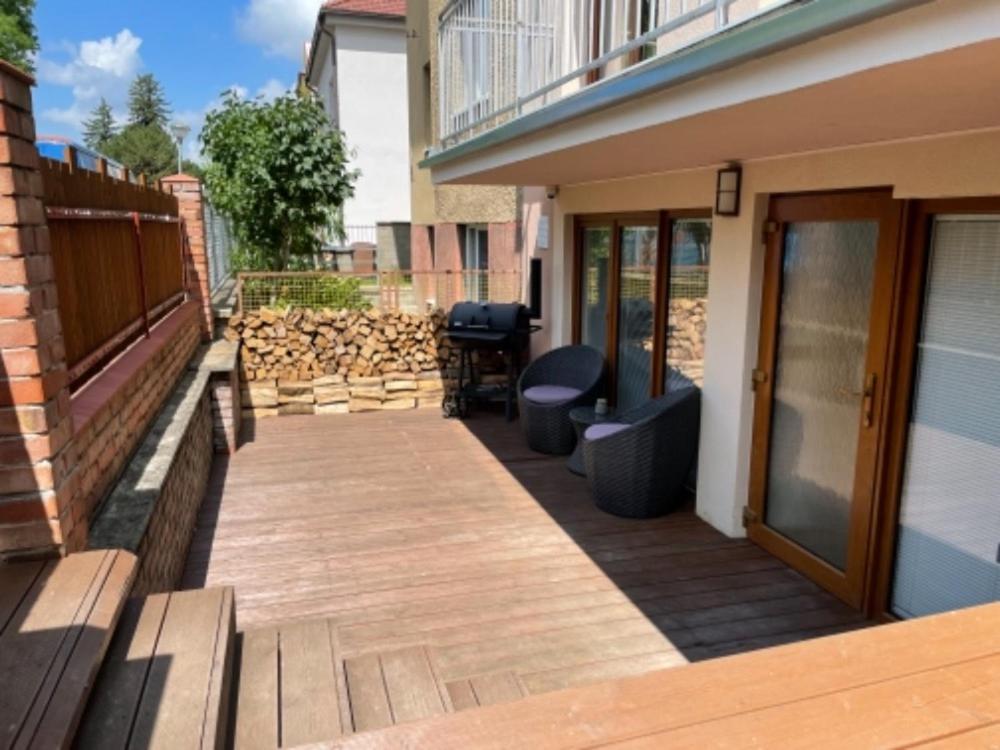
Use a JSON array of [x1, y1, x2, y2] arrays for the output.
[[225, 307, 460, 382]]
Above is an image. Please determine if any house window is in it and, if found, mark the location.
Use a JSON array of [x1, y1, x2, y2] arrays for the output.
[[461, 224, 489, 300], [575, 212, 712, 407]]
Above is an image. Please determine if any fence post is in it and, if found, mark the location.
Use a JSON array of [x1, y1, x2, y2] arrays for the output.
[[0, 61, 81, 558], [162, 174, 212, 339], [131, 212, 152, 338]]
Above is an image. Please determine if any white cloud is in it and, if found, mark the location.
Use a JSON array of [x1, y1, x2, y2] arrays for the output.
[[237, 0, 318, 61], [37, 29, 143, 133], [255, 78, 289, 101]]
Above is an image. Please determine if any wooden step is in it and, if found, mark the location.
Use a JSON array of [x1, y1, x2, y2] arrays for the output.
[[445, 672, 527, 711], [75, 586, 235, 749], [0, 549, 136, 749], [232, 620, 456, 748]]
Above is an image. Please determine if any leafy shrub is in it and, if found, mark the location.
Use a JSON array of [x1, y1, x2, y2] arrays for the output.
[[243, 276, 371, 311]]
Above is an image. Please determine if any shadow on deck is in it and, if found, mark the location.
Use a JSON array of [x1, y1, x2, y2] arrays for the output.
[[182, 406, 870, 698]]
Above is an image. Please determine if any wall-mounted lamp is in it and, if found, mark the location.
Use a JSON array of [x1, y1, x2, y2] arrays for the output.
[[715, 164, 742, 217]]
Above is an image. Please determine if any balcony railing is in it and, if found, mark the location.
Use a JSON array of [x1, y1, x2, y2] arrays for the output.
[[438, 0, 796, 146]]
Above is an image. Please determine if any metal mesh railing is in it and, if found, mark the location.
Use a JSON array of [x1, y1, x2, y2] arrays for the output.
[[204, 199, 235, 293], [237, 270, 522, 314]]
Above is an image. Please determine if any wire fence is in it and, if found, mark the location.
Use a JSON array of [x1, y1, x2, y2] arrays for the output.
[[236, 270, 523, 314], [204, 199, 235, 293]]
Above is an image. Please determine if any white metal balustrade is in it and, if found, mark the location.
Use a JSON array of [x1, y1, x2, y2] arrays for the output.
[[437, 0, 797, 146]]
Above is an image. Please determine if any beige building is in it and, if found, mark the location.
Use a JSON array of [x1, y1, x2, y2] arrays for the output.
[[425, 0, 1000, 621], [406, 0, 549, 314]]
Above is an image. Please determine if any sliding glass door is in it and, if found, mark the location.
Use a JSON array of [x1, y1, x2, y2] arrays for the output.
[[890, 214, 1000, 617], [575, 212, 711, 409], [616, 224, 658, 410]]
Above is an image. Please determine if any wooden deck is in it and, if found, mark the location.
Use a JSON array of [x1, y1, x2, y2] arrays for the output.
[[183, 409, 869, 708]]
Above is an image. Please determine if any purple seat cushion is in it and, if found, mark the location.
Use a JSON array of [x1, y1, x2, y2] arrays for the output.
[[523, 385, 583, 404], [585, 422, 630, 441]]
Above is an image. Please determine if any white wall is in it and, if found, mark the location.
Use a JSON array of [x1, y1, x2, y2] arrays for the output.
[[547, 128, 1000, 539], [322, 21, 411, 230]]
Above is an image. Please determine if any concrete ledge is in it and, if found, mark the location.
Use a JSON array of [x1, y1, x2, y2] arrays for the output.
[[87, 366, 212, 594]]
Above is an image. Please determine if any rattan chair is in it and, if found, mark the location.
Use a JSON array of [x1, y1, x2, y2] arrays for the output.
[[582, 382, 701, 518], [517, 345, 606, 455]]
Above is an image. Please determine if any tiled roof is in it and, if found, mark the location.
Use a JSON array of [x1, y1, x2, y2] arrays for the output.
[[322, 0, 405, 17]]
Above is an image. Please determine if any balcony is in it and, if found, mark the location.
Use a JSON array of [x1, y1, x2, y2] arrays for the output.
[[437, 0, 797, 147]]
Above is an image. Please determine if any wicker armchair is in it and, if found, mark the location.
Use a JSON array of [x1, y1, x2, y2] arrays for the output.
[[517, 345, 606, 455], [582, 384, 701, 518]]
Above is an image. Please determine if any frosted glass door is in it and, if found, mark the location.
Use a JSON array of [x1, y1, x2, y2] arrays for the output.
[[891, 216, 1000, 618], [764, 221, 879, 571]]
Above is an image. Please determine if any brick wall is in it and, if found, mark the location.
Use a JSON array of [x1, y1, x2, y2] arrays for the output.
[[71, 303, 201, 536], [0, 61, 78, 558], [163, 174, 212, 339], [131, 386, 212, 595]]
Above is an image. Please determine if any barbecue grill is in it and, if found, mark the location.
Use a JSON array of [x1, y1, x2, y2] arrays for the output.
[[446, 302, 540, 420]]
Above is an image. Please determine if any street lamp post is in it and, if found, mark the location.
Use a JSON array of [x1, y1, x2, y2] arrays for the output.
[[170, 122, 191, 175]]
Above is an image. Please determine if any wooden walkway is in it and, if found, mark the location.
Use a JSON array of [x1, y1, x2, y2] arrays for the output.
[[183, 409, 869, 708]]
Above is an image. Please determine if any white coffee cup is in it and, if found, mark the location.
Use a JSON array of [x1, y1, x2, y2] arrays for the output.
[[595, 398, 609, 416]]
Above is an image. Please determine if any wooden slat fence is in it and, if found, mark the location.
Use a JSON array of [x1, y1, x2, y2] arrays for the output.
[[39, 158, 186, 385]]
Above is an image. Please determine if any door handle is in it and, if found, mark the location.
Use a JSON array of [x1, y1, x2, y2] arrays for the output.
[[862, 372, 877, 428]]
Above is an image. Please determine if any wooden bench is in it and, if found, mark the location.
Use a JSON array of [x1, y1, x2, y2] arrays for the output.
[[75, 587, 235, 749], [0, 549, 136, 749], [318, 602, 1000, 749]]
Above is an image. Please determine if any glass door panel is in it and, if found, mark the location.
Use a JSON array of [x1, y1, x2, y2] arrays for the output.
[[891, 216, 1000, 618], [616, 225, 658, 411], [763, 221, 879, 571], [579, 227, 612, 355], [665, 219, 711, 389]]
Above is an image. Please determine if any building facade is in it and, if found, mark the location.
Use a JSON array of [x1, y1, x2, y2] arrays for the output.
[[305, 0, 411, 262], [406, 0, 550, 326], [425, 0, 1000, 619]]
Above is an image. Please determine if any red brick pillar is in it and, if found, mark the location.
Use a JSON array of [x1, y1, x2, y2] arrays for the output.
[[163, 174, 212, 340], [0, 61, 79, 560]]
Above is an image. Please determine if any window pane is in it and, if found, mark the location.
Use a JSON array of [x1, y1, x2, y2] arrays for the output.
[[665, 219, 711, 388], [580, 227, 611, 354], [891, 216, 1000, 618], [616, 225, 658, 411]]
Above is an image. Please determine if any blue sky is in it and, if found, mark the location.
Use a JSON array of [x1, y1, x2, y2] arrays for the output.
[[33, 0, 322, 160]]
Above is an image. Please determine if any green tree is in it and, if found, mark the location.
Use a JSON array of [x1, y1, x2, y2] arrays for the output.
[[103, 124, 175, 180], [0, 0, 37, 74], [82, 98, 116, 150], [200, 91, 357, 270], [127, 73, 170, 128]]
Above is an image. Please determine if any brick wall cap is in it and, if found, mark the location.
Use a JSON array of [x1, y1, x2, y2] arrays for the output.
[[161, 174, 201, 184], [0, 60, 34, 86]]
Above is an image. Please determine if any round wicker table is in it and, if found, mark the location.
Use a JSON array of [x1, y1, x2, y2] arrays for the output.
[[567, 405, 617, 476]]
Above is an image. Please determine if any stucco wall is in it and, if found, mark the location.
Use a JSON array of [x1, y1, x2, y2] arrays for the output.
[[548, 128, 1000, 538], [329, 20, 411, 228]]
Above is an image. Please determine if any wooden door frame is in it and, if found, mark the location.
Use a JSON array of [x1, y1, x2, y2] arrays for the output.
[[865, 196, 1000, 619], [747, 189, 904, 609], [572, 209, 711, 405]]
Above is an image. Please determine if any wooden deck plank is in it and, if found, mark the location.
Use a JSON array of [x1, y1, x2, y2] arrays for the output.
[[344, 653, 393, 732], [378, 647, 450, 725], [0, 559, 45, 633], [233, 628, 280, 750], [0, 549, 136, 750], [468, 673, 526, 707], [319, 603, 1000, 750], [278, 618, 343, 746], [76, 594, 171, 749], [130, 587, 234, 749], [444, 680, 478, 712], [184, 410, 872, 703]]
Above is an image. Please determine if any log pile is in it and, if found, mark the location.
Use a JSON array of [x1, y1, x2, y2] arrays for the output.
[[226, 307, 504, 419], [226, 307, 460, 382], [666, 297, 707, 385]]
